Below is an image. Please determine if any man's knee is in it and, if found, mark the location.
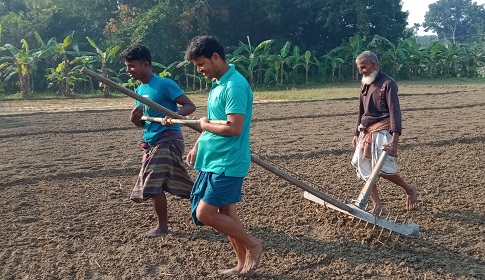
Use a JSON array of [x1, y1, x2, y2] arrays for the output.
[[196, 204, 216, 225]]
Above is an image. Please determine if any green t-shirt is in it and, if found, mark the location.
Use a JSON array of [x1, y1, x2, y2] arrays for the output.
[[194, 65, 253, 177], [135, 75, 183, 144]]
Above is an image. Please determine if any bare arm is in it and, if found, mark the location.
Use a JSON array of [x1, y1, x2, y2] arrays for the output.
[[200, 114, 244, 136], [162, 94, 196, 126], [130, 106, 145, 128], [174, 94, 196, 117], [385, 132, 400, 157], [186, 134, 202, 166]]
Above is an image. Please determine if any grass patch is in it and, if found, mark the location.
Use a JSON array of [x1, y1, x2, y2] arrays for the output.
[[254, 83, 359, 101], [0, 91, 129, 101], [1, 78, 484, 103], [254, 79, 485, 101]]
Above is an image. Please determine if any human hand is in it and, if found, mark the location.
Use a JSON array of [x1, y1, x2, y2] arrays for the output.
[[352, 136, 358, 148], [130, 106, 143, 122], [383, 142, 398, 157], [199, 116, 209, 130], [186, 147, 197, 167], [161, 117, 173, 126]]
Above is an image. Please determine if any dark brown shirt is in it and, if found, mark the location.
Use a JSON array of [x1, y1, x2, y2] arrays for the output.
[[355, 71, 402, 136]]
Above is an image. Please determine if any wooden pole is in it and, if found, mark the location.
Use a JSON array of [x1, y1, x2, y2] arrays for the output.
[[81, 67, 353, 213], [141, 116, 230, 125], [81, 68, 202, 132], [354, 147, 389, 209]]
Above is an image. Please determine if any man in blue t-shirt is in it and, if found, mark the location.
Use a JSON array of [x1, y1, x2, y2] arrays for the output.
[[120, 45, 196, 237], [185, 36, 262, 276]]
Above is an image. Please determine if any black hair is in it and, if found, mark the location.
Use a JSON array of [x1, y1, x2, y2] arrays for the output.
[[119, 44, 152, 65], [185, 35, 225, 61]]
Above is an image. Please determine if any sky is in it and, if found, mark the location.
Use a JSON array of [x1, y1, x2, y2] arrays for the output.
[[401, 0, 485, 35]]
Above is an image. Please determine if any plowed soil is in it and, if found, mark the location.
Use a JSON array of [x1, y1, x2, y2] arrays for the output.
[[1, 85, 484, 279]]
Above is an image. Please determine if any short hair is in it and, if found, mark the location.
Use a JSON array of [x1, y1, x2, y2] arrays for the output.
[[120, 44, 152, 64], [185, 35, 226, 61], [356, 51, 379, 65]]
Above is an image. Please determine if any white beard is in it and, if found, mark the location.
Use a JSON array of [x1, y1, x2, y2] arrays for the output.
[[361, 70, 378, 85]]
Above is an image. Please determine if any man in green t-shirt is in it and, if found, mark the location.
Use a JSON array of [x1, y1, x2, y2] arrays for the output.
[[120, 44, 196, 237], [185, 36, 262, 276]]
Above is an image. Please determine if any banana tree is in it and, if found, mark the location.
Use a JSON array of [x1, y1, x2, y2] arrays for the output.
[[456, 42, 485, 77], [0, 38, 47, 98], [425, 41, 447, 78], [176, 59, 191, 90], [339, 34, 365, 80], [152, 61, 178, 78], [441, 42, 460, 77], [265, 41, 291, 85], [70, 54, 99, 92], [367, 35, 410, 77], [85, 37, 120, 97], [285, 45, 314, 84], [45, 33, 79, 96], [318, 46, 346, 81], [401, 37, 427, 78], [227, 36, 273, 87], [284, 45, 302, 83]]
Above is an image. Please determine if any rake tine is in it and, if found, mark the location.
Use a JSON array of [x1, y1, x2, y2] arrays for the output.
[[386, 210, 392, 220], [372, 211, 380, 230], [371, 208, 383, 231], [377, 225, 386, 240], [376, 229, 386, 245], [388, 213, 400, 238], [377, 211, 391, 240], [378, 208, 385, 218]]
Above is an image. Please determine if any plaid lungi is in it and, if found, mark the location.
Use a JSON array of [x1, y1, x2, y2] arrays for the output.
[[130, 137, 194, 202]]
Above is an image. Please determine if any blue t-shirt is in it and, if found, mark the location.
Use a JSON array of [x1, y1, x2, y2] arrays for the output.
[[135, 75, 183, 144], [194, 65, 253, 177]]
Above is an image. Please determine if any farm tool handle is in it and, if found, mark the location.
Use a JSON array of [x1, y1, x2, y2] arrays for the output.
[[81, 67, 353, 213], [141, 116, 230, 125], [354, 147, 389, 209]]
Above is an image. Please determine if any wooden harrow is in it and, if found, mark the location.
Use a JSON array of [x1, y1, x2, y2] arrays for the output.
[[81, 68, 419, 239]]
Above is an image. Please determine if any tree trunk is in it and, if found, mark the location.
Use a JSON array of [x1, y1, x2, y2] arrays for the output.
[[61, 57, 72, 97], [20, 68, 32, 99], [184, 68, 189, 90], [192, 65, 196, 90], [102, 63, 110, 97]]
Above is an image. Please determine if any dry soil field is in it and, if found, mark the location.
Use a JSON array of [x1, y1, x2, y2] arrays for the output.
[[1, 84, 484, 279]]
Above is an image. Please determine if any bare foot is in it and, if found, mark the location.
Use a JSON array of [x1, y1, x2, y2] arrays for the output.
[[146, 227, 168, 237], [240, 239, 263, 275], [406, 184, 418, 210], [217, 267, 241, 276]]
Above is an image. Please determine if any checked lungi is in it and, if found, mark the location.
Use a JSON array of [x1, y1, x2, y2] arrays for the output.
[[130, 130, 194, 203]]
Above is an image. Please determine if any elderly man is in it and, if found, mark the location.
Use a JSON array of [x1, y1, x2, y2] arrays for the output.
[[351, 51, 418, 214]]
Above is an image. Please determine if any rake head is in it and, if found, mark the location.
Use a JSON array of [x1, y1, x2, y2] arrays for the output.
[[304, 191, 419, 238]]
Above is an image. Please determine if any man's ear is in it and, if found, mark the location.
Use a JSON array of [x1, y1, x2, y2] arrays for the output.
[[211, 52, 221, 61]]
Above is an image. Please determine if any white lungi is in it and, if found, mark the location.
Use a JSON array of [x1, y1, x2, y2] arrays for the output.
[[351, 130, 398, 181]]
